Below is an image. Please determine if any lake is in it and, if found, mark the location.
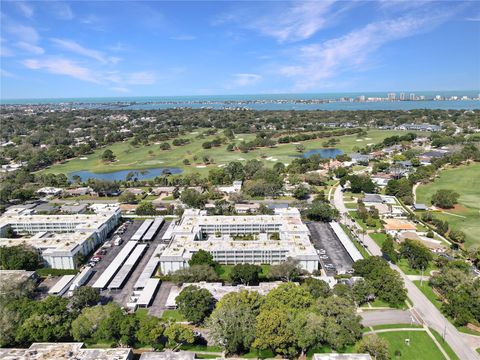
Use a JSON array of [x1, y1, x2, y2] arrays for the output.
[[69, 167, 183, 181], [294, 148, 344, 159]]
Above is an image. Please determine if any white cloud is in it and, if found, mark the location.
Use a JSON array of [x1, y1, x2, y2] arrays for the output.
[[125, 72, 156, 85], [22, 58, 99, 83], [5, 23, 39, 44], [15, 2, 34, 18], [50, 2, 74, 20], [216, 1, 342, 43], [51, 38, 118, 64], [110, 87, 130, 93], [0, 69, 14, 77], [279, 12, 454, 90], [170, 35, 196, 41], [252, 1, 336, 42], [16, 41, 44, 55], [0, 40, 15, 57], [230, 73, 262, 87]]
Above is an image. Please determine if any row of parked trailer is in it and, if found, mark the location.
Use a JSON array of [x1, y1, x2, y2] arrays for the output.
[[92, 218, 164, 290], [48, 266, 94, 297]]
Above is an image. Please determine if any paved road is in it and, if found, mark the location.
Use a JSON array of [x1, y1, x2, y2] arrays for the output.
[[332, 185, 480, 360], [360, 309, 418, 327]]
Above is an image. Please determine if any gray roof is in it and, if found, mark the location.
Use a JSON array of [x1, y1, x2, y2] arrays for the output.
[[61, 204, 88, 213], [413, 203, 428, 210], [140, 351, 196, 360], [363, 194, 383, 203], [34, 203, 59, 213]]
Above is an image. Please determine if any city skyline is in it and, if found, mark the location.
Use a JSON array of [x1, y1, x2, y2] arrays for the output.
[[1, 1, 480, 98]]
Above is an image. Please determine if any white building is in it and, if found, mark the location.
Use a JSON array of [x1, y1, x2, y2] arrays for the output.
[[0, 206, 121, 269], [159, 208, 319, 274]]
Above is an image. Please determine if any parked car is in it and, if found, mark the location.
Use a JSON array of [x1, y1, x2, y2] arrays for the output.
[[319, 255, 329, 259], [88, 261, 96, 267], [92, 256, 102, 262], [114, 237, 123, 246]]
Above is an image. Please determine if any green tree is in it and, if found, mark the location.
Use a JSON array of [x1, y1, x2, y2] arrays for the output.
[[119, 191, 137, 204], [188, 249, 216, 267], [207, 291, 261, 354], [0, 245, 42, 270], [101, 149, 116, 162], [269, 258, 304, 282], [381, 235, 398, 263], [176, 285, 216, 324], [159, 142, 171, 150], [304, 202, 339, 222], [136, 315, 165, 348], [170, 264, 219, 283], [164, 323, 195, 348], [400, 239, 433, 270], [356, 334, 390, 360], [290, 311, 324, 356], [230, 264, 262, 285], [262, 282, 314, 311], [70, 286, 100, 311], [301, 278, 332, 299], [431, 189, 460, 209], [180, 188, 206, 208], [135, 201, 157, 215], [293, 184, 310, 200], [71, 303, 120, 342], [253, 308, 296, 356]]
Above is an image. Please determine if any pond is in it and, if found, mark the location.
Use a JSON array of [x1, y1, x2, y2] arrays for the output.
[[69, 167, 183, 181], [292, 148, 344, 159]]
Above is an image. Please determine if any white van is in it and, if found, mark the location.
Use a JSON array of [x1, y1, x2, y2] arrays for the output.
[[114, 236, 123, 246]]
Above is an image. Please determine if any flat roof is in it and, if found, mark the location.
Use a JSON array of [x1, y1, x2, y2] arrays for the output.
[[139, 351, 195, 360], [48, 275, 75, 295], [161, 208, 318, 261], [329, 221, 363, 262], [0, 343, 132, 360], [142, 217, 164, 241], [131, 219, 153, 241], [92, 241, 138, 289], [108, 244, 147, 289], [134, 244, 165, 290], [137, 278, 160, 306]]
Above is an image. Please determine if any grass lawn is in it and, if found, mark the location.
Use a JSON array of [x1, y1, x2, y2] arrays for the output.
[[377, 330, 447, 360], [216, 264, 270, 282], [179, 344, 222, 353], [414, 281, 480, 337], [241, 349, 276, 359], [430, 328, 460, 360], [416, 163, 480, 248], [369, 232, 389, 247], [397, 258, 438, 276], [413, 281, 443, 311], [161, 309, 185, 322], [41, 129, 427, 177], [350, 212, 382, 230], [340, 224, 370, 258]]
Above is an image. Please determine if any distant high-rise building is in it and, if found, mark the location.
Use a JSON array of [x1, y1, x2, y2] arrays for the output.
[[409, 93, 416, 101], [399, 92, 405, 101], [387, 93, 396, 101], [358, 95, 365, 102]]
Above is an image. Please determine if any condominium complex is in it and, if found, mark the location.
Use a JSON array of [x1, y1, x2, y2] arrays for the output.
[[0, 205, 121, 269], [159, 208, 319, 273]]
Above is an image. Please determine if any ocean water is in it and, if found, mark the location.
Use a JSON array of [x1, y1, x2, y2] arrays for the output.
[[2, 91, 479, 110]]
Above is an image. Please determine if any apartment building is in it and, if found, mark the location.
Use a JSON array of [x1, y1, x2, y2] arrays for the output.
[[159, 208, 319, 274], [0, 205, 121, 269]]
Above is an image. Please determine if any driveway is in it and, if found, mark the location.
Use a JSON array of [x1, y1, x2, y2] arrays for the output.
[[360, 309, 419, 327]]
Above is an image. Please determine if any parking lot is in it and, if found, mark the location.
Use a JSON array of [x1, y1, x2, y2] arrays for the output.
[[307, 222, 354, 275], [86, 219, 170, 306]]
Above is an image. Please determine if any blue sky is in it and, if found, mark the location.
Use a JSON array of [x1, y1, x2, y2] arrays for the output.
[[1, 1, 479, 98]]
